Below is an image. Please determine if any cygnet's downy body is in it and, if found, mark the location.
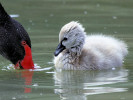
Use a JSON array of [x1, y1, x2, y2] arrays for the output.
[[54, 21, 128, 70]]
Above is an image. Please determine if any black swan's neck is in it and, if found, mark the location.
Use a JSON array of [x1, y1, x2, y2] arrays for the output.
[[0, 3, 10, 24]]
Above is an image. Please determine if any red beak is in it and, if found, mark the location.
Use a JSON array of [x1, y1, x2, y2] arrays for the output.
[[19, 41, 34, 69]]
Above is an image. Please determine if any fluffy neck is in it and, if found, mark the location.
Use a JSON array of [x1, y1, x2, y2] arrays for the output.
[[62, 44, 83, 70]]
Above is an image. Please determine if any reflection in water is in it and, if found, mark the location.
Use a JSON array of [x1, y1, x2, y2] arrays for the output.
[[54, 68, 128, 100], [21, 70, 34, 93], [2, 64, 34, 93]]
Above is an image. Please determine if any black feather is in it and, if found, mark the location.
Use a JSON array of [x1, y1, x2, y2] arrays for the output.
[[0, 3, 31, 64]]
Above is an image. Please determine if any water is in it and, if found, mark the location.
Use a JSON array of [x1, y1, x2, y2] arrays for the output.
[[0, 0, 133, 100]]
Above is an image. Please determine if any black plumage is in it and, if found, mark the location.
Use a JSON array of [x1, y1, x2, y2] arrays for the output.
[[0, 3, 31, 65]]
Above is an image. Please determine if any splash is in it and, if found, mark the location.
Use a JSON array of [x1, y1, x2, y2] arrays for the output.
[[2, 64, 15, 71], [1, 63, 53, 72]]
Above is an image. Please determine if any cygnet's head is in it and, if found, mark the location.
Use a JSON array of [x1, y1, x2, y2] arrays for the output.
[[54, 21, 86, 56]]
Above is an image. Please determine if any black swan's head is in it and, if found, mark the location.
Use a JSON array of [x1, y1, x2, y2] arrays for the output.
[[14, 41, 34, 69]]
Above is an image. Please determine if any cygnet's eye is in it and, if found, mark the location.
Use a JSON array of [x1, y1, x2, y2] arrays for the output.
[[63, 37, 68, 41]]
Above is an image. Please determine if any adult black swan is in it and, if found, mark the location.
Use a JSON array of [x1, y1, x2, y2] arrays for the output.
[[0, 3, 34, 69]]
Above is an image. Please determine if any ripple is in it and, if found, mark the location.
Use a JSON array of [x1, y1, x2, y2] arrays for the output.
[[83, 87, 127, 95], [1, 63, 53, 72], [33, 67, 53, 71], [54, 68, 128, 99]]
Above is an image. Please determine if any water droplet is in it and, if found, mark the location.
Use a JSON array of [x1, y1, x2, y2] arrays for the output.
[[33, 83, 38, 87], [10, 14, 19, 18], [112, 67, 116, 70], [32, 23, 35, 26], [40, 93, 43, 95], [29, 20, 33, 23], [12, 97, 16, 100], [28, 28, 31, 31], [84, 11, 88, 15], [96, 4, 100, 7], [104, 27, 107, 29], [45, 19, 48, 23], [50, 14, 54, 17], [114, 31, 117, 34], [120, 97, 125, 100], [113, 16, 117, 19]]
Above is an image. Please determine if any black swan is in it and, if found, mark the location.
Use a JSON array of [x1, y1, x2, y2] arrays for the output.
[[0, 3, 34, 69]]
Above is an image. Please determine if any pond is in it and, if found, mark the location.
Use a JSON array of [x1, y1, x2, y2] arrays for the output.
[[0, 0, 133, 100]]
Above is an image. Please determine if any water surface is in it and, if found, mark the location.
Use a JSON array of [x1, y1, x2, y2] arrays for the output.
[[0, 0, 133, 100]]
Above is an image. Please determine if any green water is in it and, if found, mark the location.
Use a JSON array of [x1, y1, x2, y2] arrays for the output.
[[0, 0, 133, 100]]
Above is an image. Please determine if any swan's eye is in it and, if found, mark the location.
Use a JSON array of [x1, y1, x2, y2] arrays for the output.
[[63, 37, 68, 41]]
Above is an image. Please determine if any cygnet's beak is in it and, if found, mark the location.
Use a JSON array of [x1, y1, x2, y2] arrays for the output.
[[54, 41, 66, 56]]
